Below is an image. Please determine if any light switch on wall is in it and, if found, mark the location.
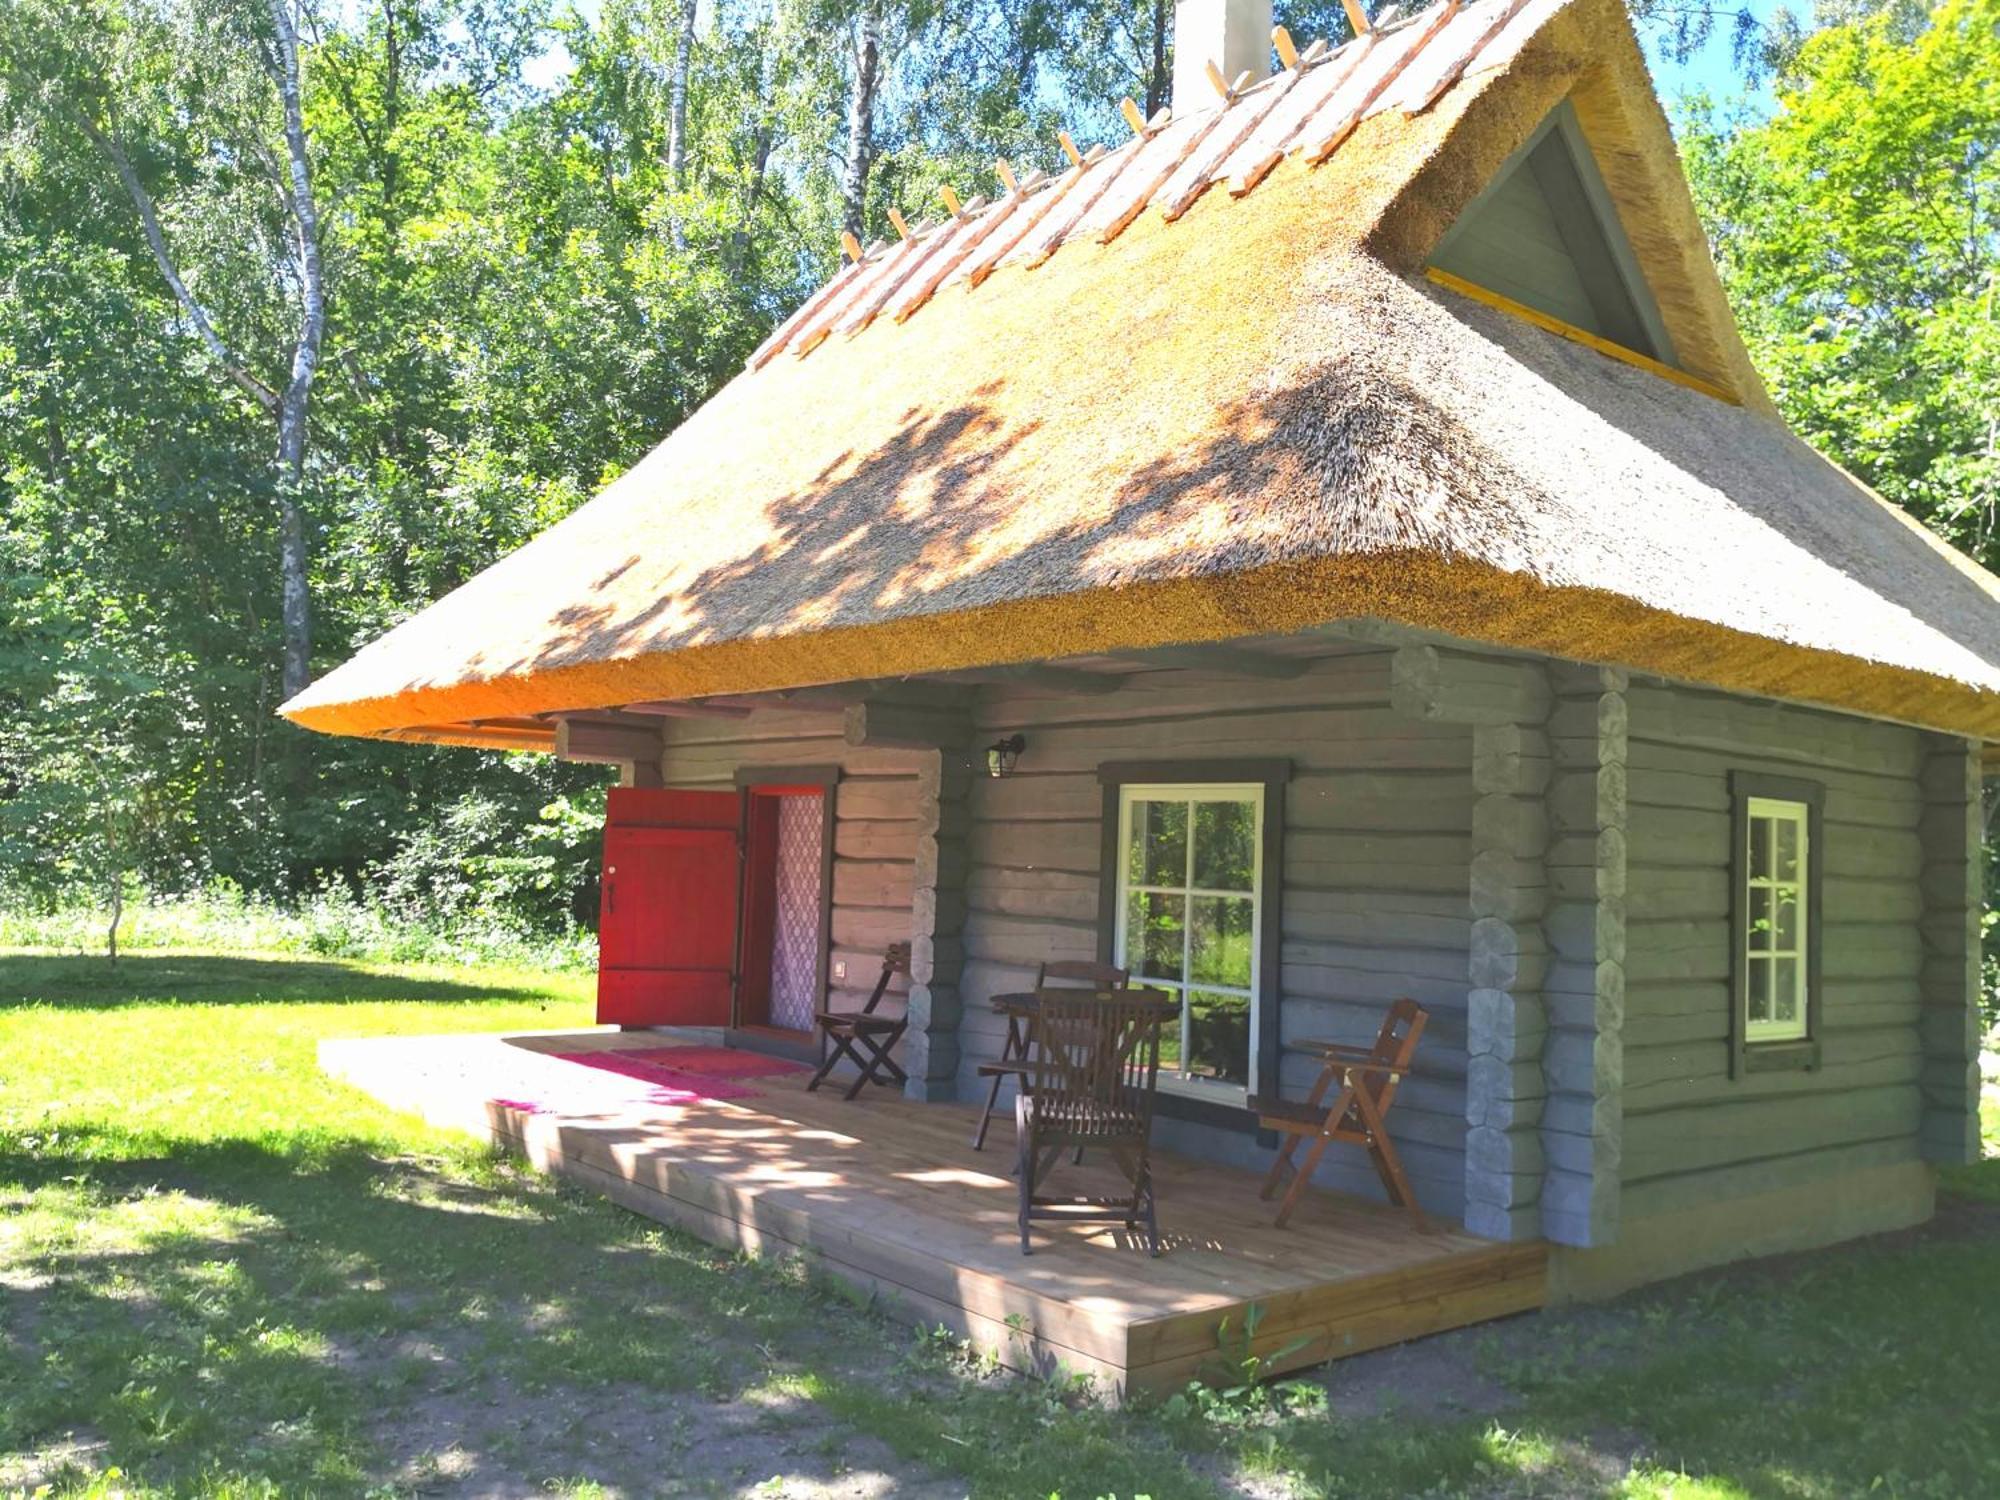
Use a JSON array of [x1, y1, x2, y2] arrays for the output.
[[832, 959, 847, 982]]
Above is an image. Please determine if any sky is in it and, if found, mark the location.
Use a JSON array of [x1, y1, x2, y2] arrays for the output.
[[516, 0, 1787, 125], [1644, 0, 1784, 115]]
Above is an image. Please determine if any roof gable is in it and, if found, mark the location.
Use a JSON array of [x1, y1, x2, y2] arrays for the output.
[[1427, 100, 1673, 364], [1367, 1, 1772, 408]]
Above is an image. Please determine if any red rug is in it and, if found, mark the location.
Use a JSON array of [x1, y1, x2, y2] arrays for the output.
[[615, 1046, 808, 1079], [488, 1045, 800, 1117]]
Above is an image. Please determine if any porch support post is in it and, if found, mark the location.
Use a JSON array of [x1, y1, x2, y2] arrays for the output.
[[1392, 644, 1553, 1241], [1537, 665, 1628, 1249], [904, 749, 972, 1101], [554, 713, 665, 785], [844, 699, 974, 750], [1917, 737, 1982, 1164], [1465, 715, 1552, 1240], [620, 759, 664, 789]]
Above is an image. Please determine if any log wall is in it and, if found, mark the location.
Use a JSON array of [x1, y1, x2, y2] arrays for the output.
[[1617, 684, 1960, 1219], [645, 646, 1983, 1254], [960, 646, 1477, 1217]]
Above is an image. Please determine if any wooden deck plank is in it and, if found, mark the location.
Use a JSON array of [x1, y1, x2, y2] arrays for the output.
[[321, 1029, 1548, 1396], [496, 1117, 1130, 1384]]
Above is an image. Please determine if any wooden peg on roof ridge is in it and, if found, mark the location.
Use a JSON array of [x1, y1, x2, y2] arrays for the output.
[[1019, 167, 1049, 190], [1083, 143, 1107, 163], [996, 157, 1020, 195], [940, 184, 964, 218], [1204, 59, 1230, 98], [1300, 37, 1331, 64], [1342, 0, 1373, 32], [887, 207, 913, 241], [840, 230, 863, 264], [1057, 131, 1083, 168], [1230, 68, 1253, 95], [1272, 24, 1300, 68], [1119, 97, 1148, 136], [1146, 105, 1172, 131]]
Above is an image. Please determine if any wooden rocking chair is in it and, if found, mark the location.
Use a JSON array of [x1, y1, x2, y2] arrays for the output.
[[806, 943, 911, 1101], [971, 959, 1130, 1151], [1252, 998, 1431, 1231], [1015, 987, 1174, 1256]]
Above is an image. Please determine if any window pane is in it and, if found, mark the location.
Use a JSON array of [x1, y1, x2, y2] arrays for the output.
[[1774, 958, 1799, 1023], [1749, 815, 1772, 880], [1748, 886, 1772, 951], [1192, 799, 1256, 892], [1747, 958, 1771, 1022], [1186, 990, 1250, 1086], [1775, 816, 1801, 882], [1773, 886, 1800, 954], [1125, 890, 1185, 984], [1126, 799, 1188, 887], [1189, 896, 1254, 988]]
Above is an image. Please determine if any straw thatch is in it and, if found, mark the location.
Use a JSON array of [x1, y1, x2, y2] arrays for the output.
[[281, 0, 2000, 745]]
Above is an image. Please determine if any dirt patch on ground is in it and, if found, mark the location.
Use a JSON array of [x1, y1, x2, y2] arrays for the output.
[[374, 1375, 963, 1499], [0, 1430, 112, 1494]]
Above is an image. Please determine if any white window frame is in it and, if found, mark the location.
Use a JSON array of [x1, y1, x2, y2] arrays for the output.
[[1112, 782, 1264, 1101], [1742, 794, 1810, 1044]]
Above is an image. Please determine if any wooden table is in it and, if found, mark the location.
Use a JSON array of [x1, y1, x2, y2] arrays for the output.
[[971, 990, 1062, 1153], [989, 990, 1042, 1073]]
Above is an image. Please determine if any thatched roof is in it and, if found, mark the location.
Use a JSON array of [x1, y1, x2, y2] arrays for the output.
[[282, 0, 2000, 745]]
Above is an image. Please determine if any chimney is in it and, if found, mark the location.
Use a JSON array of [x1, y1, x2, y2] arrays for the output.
[[1172, 0, 1274, 111]]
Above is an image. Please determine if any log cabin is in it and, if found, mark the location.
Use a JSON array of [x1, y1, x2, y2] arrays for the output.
[[289, 0, 1997, 1367]]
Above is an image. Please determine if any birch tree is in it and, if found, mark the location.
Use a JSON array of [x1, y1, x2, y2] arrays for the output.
[[666, 0, 700, 187], [0, 0, 326, 702], [839, 1, 883, 241]]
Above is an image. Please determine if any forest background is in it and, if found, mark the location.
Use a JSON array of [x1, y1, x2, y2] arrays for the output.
[[1, 0, 1993, 1000]]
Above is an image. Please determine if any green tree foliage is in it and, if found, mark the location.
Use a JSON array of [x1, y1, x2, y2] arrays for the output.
[[0, 0, 1992, 952], [1680, 0, 1998, 570]]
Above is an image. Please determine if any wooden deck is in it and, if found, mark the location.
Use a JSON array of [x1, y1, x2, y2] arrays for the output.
[[320, 1029, 1548, 1396]]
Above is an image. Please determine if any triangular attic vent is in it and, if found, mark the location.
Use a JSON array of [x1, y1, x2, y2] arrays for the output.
[[1428, 100, 1676, 366]]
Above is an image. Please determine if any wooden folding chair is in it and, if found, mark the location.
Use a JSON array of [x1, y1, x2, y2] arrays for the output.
[[971, 959, 1130, 1151], [1251, 998, 1431, 1231], [807, 943, 911, 1101], [1015, 987, 1174, 1257]]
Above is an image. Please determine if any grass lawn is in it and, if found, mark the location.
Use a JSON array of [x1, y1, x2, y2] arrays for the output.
[[3, 950, 1997, 1499]]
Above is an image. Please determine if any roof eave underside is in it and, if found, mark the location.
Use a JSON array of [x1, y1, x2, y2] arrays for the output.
[[287, 553, 2000, 745]]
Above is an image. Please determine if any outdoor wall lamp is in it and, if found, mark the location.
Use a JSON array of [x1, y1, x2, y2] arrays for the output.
[[985, 734, 1026, 778]]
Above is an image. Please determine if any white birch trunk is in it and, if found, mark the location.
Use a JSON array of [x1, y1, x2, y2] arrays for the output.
[[666, 0, 697, 189], [268, 0, 326, 703], [840, 3, 882, 243]]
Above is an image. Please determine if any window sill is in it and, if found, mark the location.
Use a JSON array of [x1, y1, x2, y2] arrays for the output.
[[1154, 1088, 1256, 1132], [1743, 1040, 1819, 1073]]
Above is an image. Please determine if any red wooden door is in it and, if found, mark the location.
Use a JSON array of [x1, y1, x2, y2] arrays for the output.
[[596, 787, 741, 1027]]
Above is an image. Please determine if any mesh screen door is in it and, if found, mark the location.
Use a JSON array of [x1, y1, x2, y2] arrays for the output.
[[767, 792, 824, 1032]]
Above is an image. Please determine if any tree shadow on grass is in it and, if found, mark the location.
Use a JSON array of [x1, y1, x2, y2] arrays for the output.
[[1, 1123, 891, 1495], [0, 952, 584, 1011]]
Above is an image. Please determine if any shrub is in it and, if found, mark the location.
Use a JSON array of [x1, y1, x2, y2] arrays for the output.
[[0, 879, 597, 972]]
